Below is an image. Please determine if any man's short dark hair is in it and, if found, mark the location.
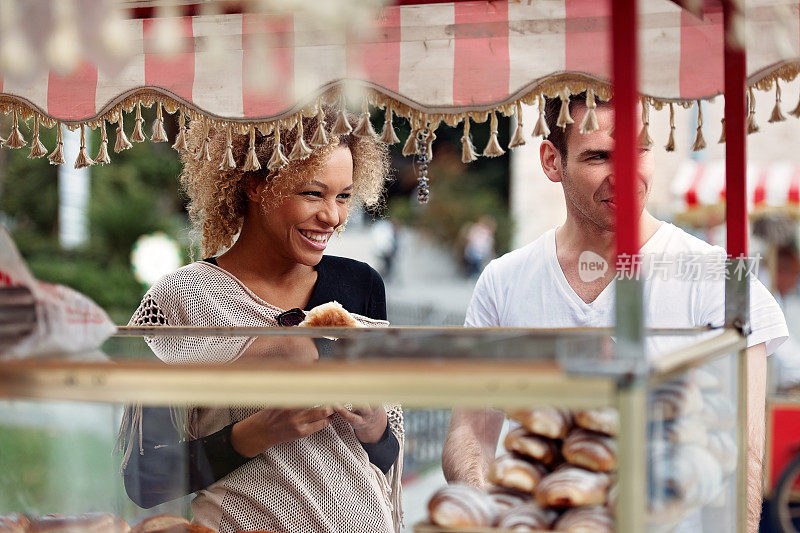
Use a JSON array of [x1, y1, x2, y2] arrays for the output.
[[544, 91, 609, 162]]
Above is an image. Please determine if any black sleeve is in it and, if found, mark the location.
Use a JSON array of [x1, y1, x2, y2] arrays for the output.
[[366, 267, 387, 321], [123, 406, 248, 508], [360, 420, 400, 474]]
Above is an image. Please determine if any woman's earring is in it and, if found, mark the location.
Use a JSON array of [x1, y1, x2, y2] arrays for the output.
[[336, 225, 345, 237]]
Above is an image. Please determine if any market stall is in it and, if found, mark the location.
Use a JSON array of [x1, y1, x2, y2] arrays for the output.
[[1, 0, 800, 532]]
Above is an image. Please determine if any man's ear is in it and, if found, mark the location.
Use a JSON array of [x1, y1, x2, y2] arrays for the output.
[[540, 140, 564, 183]]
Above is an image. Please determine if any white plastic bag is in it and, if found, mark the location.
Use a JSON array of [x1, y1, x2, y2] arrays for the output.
[[0, 227, 117, 358]]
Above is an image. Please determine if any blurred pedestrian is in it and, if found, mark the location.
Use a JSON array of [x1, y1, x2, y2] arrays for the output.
[[463, 216, 496, 278]]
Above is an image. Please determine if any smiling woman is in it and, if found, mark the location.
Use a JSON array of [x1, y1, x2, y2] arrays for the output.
[[118, 106, 402, 533]]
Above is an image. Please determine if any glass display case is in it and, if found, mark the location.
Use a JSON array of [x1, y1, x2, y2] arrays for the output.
[[0, 326, 746, 532]]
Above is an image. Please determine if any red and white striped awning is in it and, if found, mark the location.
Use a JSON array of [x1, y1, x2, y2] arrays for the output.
[[671, 160, 800, 225]]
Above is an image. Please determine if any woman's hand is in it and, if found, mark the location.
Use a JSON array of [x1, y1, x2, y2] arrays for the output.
[[335, 405, 388, 444], [231, 406, 334, 458]]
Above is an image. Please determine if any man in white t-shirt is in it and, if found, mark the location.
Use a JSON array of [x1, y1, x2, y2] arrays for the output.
[[441, 93, 787, 532]]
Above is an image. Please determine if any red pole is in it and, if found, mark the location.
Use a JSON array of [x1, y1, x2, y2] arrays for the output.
[[724, 4, 747, 259], [612, 0, 639, 265]]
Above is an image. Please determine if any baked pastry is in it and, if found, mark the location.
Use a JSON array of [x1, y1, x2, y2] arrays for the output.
[[692, 368, 722, 391], [508, 408, 571, 439], [130, 516, 189, 533], [649, 442, 723, 507], [662, 417, 709, 447], [487, 486, 531, 512], [554, 506, 614, 532], [698, 392, 736, 431], [0, 514, 31, 533], [488, 454, 548, 493], [574, 408, 619, 437], [298, 301, 359, 327], [503, 427, 560, 465], [535, 466, 611, 508], [707, 430, 737, 475], [562, 429, 617, 472], [496, 503, 556, 531], [428, 484, 498, 528], [29, 513, 129, 533], [649, 381, 703, 421]]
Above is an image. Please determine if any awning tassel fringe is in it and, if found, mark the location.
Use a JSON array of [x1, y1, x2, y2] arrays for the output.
[[195, 118, 212, 162], [172, 108, 188, 152], [115, 111, 132, 153], [243, 125, 261, 172], [28, 116, 47, 159], [310, 106, 329, 148], [508, 102, 526, 148], [665, 103, 676, 152], [402, 116, 420, 156], [74, 124, 94, 169], [151, 101, 168, 142], [790, 85, 800, 118], [380, 104, 400, 145], [5, 109, 26, 148], [353, 97, 377, 139], [718, 117, 726, 144], [638, 98, 654, 149], [289, 116, 313, 160], [579, 89, 599, 134], [48, 122, 65, 165], [533, 94, 550, 139], [769, 82, 786, 123], [692, 100, 707, 152], [267, 122, 289, 171], [95, 120, 111, 164], [461, 118, 478, 163], [219, 124, 236, 171], [332, 93, 353, 136], [557, 88, 574, 130], [483, 111, 505, 157], [747, 87, 760, 134], [130, 101, 146, 143]]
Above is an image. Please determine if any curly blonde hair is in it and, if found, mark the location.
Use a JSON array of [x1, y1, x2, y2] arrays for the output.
[[180, 106, 390, 256]]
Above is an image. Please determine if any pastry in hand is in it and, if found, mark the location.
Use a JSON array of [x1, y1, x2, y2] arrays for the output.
[[574, 408, 619, 437], [488, 454, 548, 493], [428, 484, 498, 528], [508, 408, 571, 439], [554, 506, 614, 532], [504, 427, 560, 465], [0, 514, 31, 533], [496, 503, 556, 531], [130, 516, 189, 533], [298, 301, 359, 328], [29, 513, 129, 533], [535, 466, 612, 508], [562, 429, 617, 472]]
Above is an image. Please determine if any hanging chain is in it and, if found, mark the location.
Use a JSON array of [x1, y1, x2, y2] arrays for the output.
[[415, 128, 430, 204]]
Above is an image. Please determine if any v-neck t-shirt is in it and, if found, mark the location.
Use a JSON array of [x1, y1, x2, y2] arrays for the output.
[[465, 223, 788, 357]]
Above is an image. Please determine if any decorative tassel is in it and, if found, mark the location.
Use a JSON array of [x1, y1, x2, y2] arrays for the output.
[[172, 107, 188, 152], [310, 107, 329, 148], [74, 124, 94, 169], [532, 94, 550, 139], [790, 86, 800, 119], [665, 103, 676, 152], [402, 119, 419, 156], [267, 122, 289, 171], [508, 102, 526, 149], [556, 88, 574, 130], [95, 120, 111, 164], [718, 117, 726, 144], [747, 87, 760, 134], [5, 110, 26, 148], [460, 118, 478, 163], [483, 111, 505, 157], [130, 102, 146, 143], [219, 125, 236, 171], [28, 116, 47, 158], [769, 82, 786, 123], [48, 123, 65, 165], [151, 101, 168, 142], [379, 104, 400, 145], [115, 111, 132, 152], [331, 93, 353, 136], [289, 116, 313, 160], [195, 118, 211, 161], [638, 99, 654, 148], [243, 125, 261, 172], [692, 100, 707, 152], [353, 97, 377, 139], [579, 89, 599, 134]]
